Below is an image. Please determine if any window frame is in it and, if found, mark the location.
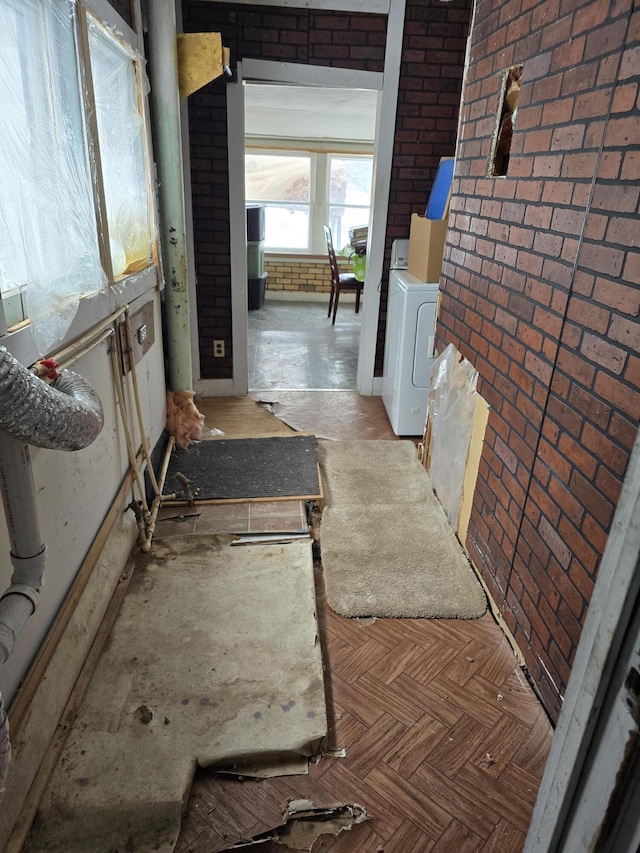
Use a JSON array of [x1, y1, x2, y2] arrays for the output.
[[0, 0, 158, 364], [245, 146, 374, 256]]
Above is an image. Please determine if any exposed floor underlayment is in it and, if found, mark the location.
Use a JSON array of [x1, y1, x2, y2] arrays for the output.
[[25, 536, 326, 853]]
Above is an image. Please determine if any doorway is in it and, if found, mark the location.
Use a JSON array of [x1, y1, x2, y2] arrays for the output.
[[243, 82, 375, 392], [226, 56, 399, 397]]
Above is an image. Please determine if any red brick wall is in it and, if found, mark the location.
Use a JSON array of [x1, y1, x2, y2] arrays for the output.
[[375, 1, 472, 374], [437, 0, 639, 720], [183, 0, 470, 379]]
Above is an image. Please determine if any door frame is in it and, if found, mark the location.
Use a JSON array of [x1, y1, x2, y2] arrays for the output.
[[524, 424, 640, 851], [223, 0, 406, 397]]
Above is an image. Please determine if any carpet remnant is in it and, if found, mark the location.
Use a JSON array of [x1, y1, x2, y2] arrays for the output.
[[318, 440, 487, 619], [25, 536, 326, 853], [165, 435, 321, 502]]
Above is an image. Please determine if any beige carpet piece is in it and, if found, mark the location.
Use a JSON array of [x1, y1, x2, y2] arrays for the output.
[[318, 440, 487, 619], [26, 536, 326, 853]]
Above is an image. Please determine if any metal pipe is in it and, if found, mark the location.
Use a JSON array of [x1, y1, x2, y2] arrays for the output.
[[147, 0, 193, 392], [47, 307, 127, 370], [138, 436, 175, 553], [108, 344, 149, 514], [52, 328, 114, 374], [123, 312, 160, 496]]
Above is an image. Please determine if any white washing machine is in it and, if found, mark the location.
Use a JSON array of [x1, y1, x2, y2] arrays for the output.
[[382, 268, 439, 436]]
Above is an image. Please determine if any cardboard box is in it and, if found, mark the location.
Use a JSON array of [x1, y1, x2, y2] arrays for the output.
[[407, 213, 449, 283]]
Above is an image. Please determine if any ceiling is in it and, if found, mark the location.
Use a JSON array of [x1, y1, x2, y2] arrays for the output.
[[244, 83, 378, 144]]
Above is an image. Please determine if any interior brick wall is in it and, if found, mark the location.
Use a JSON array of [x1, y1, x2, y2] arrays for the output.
[[264, 258, 333, 295], [437, 0, 639, 721], [375, 0, 472, 375]]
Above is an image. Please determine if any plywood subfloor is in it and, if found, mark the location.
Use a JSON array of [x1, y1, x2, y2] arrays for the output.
[[196, 396, 296, 440]]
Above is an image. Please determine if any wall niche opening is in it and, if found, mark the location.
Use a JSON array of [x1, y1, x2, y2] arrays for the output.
[[489, 65, 522, 177]]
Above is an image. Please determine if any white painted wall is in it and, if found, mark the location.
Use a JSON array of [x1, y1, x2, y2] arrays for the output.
[[0, 290, 167, 705]]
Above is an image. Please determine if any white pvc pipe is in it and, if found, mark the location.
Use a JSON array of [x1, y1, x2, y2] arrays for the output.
[[147, 0, 193, 393], [0, 432, 46, 666]]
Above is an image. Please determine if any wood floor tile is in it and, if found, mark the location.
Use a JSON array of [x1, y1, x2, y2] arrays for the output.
[[410, 762, 501, 839], [355, 672, 425, 727], [317, 760, 406, 840], [476, 641, 521, 687], [428, 673, 504, 727], [454, 763, 536, 835], [512, 712, 554, 778], [464, 672, 541, 728], [432, 818, 485, 852], [330, 673, 386, 728], [343, 712, 407, 778], [331, 708, 367, 752], [383, 712, 448, 778], [425, 713, 491, 779], [467, 715, 533, 779], [358, 617, 440, 651], [390, 672, 465, 728], [367, 637, 428, 684], [481, 817, 528, 852], [404, 639, 461, 685], [365, 764, 453, 841], [444, 639, 499, 686], [381, 818, 437, 852], [332, 637, 389, 683]]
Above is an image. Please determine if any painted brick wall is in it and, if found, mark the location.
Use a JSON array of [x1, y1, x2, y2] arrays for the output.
[[183, 0, 470, 379], [375, 0, 472, 374], [265, 258, 333, 295], [183, 1, 386, 378], [437, 0, 639, 720]]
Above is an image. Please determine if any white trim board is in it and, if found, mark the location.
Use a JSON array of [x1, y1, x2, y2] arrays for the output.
[[241, 59, 383, 90], [200, 0, 390, 12], [524, 425, 640, 852]]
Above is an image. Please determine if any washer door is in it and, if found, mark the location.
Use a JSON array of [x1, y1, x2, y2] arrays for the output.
[[413, 300, 437, 387]]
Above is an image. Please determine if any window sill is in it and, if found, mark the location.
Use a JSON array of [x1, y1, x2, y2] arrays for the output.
[[0, 264, 160, 366]]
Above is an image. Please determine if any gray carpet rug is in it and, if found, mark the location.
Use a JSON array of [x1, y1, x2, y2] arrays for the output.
[[318, 440, 487, 619]]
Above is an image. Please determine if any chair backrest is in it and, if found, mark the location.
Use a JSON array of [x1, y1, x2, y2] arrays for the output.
[[323, 225, 340, 287]]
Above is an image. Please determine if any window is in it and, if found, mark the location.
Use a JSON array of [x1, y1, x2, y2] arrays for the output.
[[0, 0, 104, 344], [328, 156, 373, 251], [245, 153, 312, 251], [88, 15, 153, 277], [0, 0, 154, 352], [245, 150, 373, 254]]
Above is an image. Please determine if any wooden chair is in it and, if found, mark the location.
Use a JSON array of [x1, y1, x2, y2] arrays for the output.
[[324, 225, 364, 325]]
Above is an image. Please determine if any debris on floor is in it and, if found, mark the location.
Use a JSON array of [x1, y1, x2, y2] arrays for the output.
[[228, 800, 368, 851]]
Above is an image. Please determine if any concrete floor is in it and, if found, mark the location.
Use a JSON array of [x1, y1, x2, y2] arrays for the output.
[[248, 299, 361, 391]]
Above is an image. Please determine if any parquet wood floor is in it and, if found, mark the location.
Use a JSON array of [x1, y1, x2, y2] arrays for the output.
[[176, 560, 552, 853], [175, 395, 553, 852]]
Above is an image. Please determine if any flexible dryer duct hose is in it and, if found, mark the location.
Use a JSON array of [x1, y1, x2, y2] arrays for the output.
[[0, 344, 105, 793], [0, 346, 104, 451]]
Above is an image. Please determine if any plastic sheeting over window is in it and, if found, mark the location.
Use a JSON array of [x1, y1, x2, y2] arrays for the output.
[[0, 0, 105, 354], [88, 17, 153, 278], [426, 343, 479, 531]]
